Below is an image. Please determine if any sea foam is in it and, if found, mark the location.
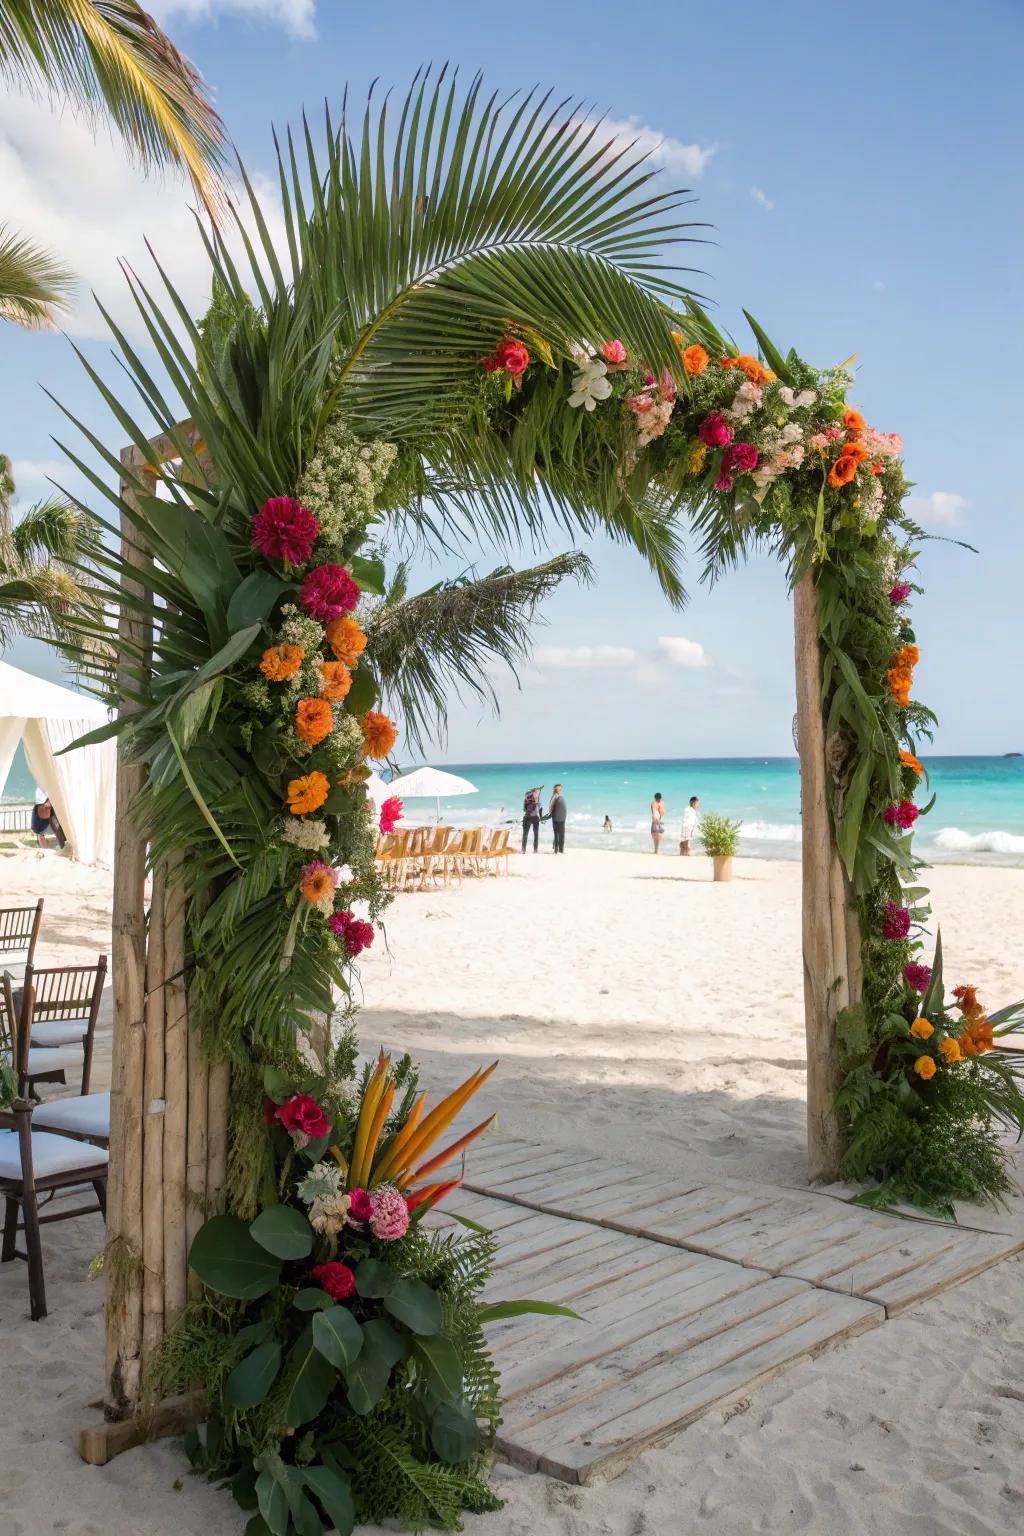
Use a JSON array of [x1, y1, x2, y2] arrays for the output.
[[933, 827, 1024, 855]]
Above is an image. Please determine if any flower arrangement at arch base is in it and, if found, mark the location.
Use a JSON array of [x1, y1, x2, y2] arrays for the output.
[[162, 1046, 575, 1535]]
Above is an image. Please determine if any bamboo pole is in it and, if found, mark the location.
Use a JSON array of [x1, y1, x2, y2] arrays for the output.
[[162, 863, 189, 1327], [105, 447, 154, 1420], [185, 1006, 209, 1300], [141, 865, 166, 1377], [793, 568, 856, 1182], [206, 1055, 231, 1214]]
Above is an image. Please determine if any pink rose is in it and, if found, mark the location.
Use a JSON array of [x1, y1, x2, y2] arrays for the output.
[[722, 442, 758, 475], [379, 795, 403, 834], [698, 412, 734, 448], [347, 1187, 373, 1224], [601, 339, 627, 365]]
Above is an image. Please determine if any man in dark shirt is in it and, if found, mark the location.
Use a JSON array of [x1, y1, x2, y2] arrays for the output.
[[547, 784, 567, 853]]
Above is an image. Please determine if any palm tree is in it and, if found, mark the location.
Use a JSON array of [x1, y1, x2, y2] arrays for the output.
[[0, 452, 103, 650], [0, 0, 228, 325]]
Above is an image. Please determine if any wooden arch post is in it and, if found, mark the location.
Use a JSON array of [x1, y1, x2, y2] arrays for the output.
[[793, 569, 862, 1182], [86, 428, 230, 1458]]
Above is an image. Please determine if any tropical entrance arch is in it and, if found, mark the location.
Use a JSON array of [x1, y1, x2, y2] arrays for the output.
[[58, 71, 1022, 1528]]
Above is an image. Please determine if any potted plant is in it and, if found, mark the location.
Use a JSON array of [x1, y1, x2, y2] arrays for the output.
[[699, 812, 742, 881]]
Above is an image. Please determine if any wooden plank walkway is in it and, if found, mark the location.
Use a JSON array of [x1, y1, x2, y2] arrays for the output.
[[440, 1135, 1023, 1483]]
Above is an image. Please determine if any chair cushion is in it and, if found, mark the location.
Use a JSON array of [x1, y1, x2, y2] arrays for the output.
[[32, 1093, 110, 1141], [30, 1019, 87, 1048], [26, 1045, 81, 1077], [0, 1129, 108, 1182]]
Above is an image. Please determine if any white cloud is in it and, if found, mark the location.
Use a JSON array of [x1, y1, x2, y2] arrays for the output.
[[534, 645, 637, 671], [657, 636, 709, 668], [598, 116, 715, 179], [0, 93, 287, 342], [9, 459, 71, 498], [750, 187, 775, 211], [905, 491, 968, 528], [150, 0, 316, 36]]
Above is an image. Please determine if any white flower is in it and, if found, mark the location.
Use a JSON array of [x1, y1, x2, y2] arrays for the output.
[[281, 817, 330, 851], [568, 358, 613, 411], [724, 379, 763, 422], [296, 1160, 342, 1205], [780, 422, 804, 445], [310, 1191, 351, 1236], [778, 386, 817, 409]]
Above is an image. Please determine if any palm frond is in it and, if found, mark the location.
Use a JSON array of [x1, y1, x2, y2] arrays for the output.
[[0, 222, 74, 327], [0, 0, 228, 209], [364, 551, 592, 750]]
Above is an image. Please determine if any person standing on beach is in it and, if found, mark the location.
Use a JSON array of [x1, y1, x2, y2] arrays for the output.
[[521, 787, 542, 853], [679, 795, 700, 855], [650, 792, 666, 853], [547, 784, 567, 853]]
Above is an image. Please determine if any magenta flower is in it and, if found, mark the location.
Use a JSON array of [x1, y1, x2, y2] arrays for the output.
[[369, 1186, 411, 1241], [888, 583, 913, 605], [601, 339, 627, 364], [715, 472, 734, 491], [330, 909, 375, 956], [904, 962, 932, 993], [882, 902, 911, 941], [347, 1187, 373, 1224], [722, 442, 759, 476], [379, 795, 404, 834], [251, 497, 320, 565], [698, 412, 734, 448], [883, 800, 919, 831], [299, 563, 360, 622]]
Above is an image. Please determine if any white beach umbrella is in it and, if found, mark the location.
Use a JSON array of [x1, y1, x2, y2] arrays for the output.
[[386, 766, 478, 823], [363, 770, 390, 812]]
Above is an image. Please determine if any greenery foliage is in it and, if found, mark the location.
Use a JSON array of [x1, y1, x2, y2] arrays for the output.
[[697, 812, 741, 858]]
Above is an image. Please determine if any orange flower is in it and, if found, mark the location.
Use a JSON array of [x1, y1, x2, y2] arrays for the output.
[[319, 661, 352, 702], [300, 863, 337, 905], [959, 1015, 993, 1056], [939, 1037, 961, 1065], [910, 1017, 934, 1040], [843, 408, 866, 437], [296, 697, 334, 745], [828, 454, 859, 487], [842, 441, 870, 465], [681, 343, 710, 376], [361, 710, 398, 760], [914, 1055, 937, 1081], [325, 617, 367, 668], [952, 984, 984, 1019], [286, 770, 330, 815], [260, 644, 304, 682], [729, 353, 775, 385], [900, 749, 924, 777]]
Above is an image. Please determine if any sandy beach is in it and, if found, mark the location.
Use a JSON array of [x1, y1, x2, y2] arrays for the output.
[[2, 843, 1024, 1535]]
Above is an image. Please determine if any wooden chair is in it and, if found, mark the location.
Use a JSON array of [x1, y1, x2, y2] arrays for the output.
[[8, 957, 107, 1096], [420, 826, 454, 887], [13, 982, 110, 1148], [0, 1095, 108, 1320], [377, 829, 412, 889], [0, 900, 43, 984], [450, 827, 484, 878], [482, 827, 512, 875]]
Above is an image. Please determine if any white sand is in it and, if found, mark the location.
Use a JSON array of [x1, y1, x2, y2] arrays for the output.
[[2, 843, 1024, 1535]]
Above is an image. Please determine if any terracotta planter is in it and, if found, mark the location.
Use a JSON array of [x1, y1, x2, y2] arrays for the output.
[[712, 855, 734, 882]]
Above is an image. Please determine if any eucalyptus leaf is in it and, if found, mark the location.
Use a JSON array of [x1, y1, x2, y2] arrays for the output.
[[383, 1275, 443, 1335], [312, 1305, 363, 1368], [293, 1287, 333, 1312], [225, 1341, 282, 1410], [344, 1318, 403, 1415], [302, 1465, 354, 1536], [188, 1215, 281, 1299], [412, 1333, 462, 1400], [280, 1328, 338, 1426], [249, 1204, 314, 1260], [430, 1400, 480, 1464], [354, 1256, 397, 1299]]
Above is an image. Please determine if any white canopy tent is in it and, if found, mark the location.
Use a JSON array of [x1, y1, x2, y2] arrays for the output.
[[0, 660, 115, 866], [386, 766, 478, 824]]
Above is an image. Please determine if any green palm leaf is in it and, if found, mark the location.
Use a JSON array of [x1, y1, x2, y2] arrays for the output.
[[0, 223, 73, 328]]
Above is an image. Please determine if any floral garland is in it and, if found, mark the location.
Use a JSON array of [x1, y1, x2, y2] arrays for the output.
[[479, 327, 1024, 1213]]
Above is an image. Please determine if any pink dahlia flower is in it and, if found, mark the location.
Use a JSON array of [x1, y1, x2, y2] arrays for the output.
[[882, 902, 911, 941], [883, 800, 919, 831], [698, 412, 734, 448], [300, 563, 360, 622], [722, 442, 759, 475], [329, 910, 375, 956], [888, 583, 913, 605], [251, 497, 320, 565], [369, 1186, 411, 1241], [904, 962, 932, 993], [379, 796, 404, 835]]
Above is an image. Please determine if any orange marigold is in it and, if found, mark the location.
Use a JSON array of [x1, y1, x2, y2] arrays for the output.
[[843, 408, 866, 437], [296, 697, 334, 745], [914, 1054, 937, 1080], [910, 1017, 934, 1040], [361, 710, 398, 760], [828, 454, 859, 488], [301, 864, 337, 905], [939, 1037, 962, 1064], [681, 343, 710, 376], [325, 616, 367, 668], [286, 770, 330, 815], [899, 749, 924, 777], [319, 660, 352, 702], [260, 643, 304, 681], [728, 353, 775, 385], [842, 441, 870, 465]]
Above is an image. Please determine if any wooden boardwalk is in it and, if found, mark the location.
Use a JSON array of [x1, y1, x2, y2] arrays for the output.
[[445, 1136, 1023, 1483]]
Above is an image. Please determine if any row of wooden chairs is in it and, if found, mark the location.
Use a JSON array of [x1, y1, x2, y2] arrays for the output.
[[375, 826, 513, 889], [1, 901, 109, 1319]]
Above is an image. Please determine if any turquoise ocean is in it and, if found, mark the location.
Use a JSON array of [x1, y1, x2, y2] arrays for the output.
[[385, 755, 1024, 866], [6, 745, 1023, 864]]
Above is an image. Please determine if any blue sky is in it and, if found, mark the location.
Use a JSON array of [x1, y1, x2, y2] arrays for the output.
[[2, 0, 1022, 761]]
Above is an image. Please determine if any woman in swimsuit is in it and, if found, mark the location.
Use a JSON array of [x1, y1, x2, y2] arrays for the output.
[[650, 792, 665, 854]]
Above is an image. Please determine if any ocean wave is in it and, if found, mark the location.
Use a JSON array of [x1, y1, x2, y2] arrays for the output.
[[740, 820, 802, 844], [933, 827, 1024, 855]]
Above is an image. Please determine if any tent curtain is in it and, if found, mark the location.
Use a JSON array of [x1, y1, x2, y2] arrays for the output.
[[20, 719, 116, 866], [0, 717, 26, 805]]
